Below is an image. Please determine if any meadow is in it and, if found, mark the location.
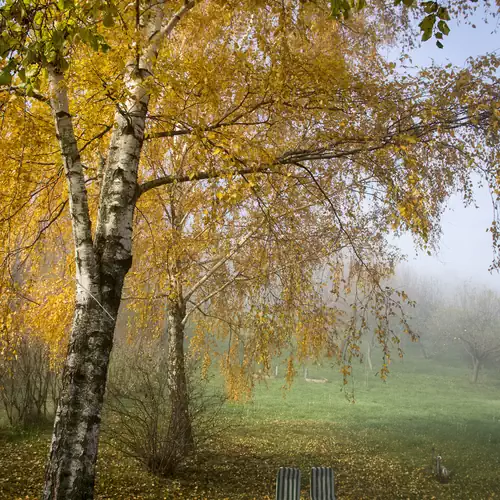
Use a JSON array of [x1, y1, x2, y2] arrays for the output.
[[1, 347, 499, 499]]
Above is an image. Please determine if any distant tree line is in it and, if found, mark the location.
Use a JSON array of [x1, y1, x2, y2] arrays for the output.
[[392, 272, 500, 383]]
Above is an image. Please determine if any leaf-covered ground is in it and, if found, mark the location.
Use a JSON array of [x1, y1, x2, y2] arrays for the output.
[[0, 419, 498, 499], [1, 352, 500, 499]]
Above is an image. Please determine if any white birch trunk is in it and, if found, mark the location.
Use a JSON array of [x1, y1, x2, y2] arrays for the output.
[[43, 4, 195, 497], [44, 27, 156, 500], [44, 66, 111, 500]]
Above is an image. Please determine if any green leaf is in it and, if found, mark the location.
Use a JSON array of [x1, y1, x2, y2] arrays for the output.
[[59, 57, 69, 71], [436, 40, 444, 49], [0, 39, 7, 57], [402, 0, 414, 6], [52, 29, 65, 50], [34, 10, 43, 26], [330, 0, 358, 19], [78, 27, 90, 43], [437, 20, 450, 35], [103, 11, 114, 27], [57, 0, 73, 10], [24, 48, 37, 65], [0, 67, 12, 86], [421, 30, 432, 41], [330, 0, 342, 17], [435, 32, 443, 39], [31, 76, 41, 89], [418, 14, 436, 33], [89, 34, 99, 52], [437, 6, 450, 20], [422, 1, 438, 13], [45, 49, 57, 63]]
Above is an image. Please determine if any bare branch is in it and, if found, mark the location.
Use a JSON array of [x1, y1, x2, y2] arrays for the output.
[[183, 229, 255, 302], [145, 98, 273, 140], [78, 124, 113, 154], [182, 273, 242, 325]]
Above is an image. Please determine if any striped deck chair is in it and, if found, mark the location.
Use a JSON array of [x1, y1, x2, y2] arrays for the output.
[[275, 467, 301, 500], [310, 467, 336, 500]]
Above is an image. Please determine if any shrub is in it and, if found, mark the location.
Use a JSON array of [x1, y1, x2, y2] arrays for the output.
[[104, 343, 225, 476], [0, 335, 60, 428]]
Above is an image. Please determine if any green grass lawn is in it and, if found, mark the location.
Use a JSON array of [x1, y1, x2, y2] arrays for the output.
[[1, 350, 500, 499]]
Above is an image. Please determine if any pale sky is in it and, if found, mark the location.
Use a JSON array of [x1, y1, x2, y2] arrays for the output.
[[388, 11, 500, 290]]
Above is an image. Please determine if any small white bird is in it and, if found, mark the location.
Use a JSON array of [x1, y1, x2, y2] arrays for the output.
[[435, 455, 451, 483]]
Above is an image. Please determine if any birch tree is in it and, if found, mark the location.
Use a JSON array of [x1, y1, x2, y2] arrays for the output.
[[125, 141, 396, 446], [0, 0, 500, 499]]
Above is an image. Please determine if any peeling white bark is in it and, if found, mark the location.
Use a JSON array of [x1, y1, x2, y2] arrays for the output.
[[47, 66, 99, 305]]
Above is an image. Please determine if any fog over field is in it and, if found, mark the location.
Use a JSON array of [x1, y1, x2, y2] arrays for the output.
[[391, 11, 500, 292]]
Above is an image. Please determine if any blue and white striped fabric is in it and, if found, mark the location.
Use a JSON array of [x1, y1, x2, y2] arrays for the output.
[[275, 467, 301, 500], [310, 467, 336, 500]]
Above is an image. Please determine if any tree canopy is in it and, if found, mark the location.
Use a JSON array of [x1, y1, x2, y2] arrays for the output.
[[0, 0, 500, 497]]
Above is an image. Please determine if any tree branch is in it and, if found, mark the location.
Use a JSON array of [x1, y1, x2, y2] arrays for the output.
[[1, 85, 49, 104], [183, 229, 255, 303], [138, 166, 276, 197], [182, 272, 243, 325], [160, 0, 195, 38], [78, 124, 113, 154], [138, 110, 481, 198]]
